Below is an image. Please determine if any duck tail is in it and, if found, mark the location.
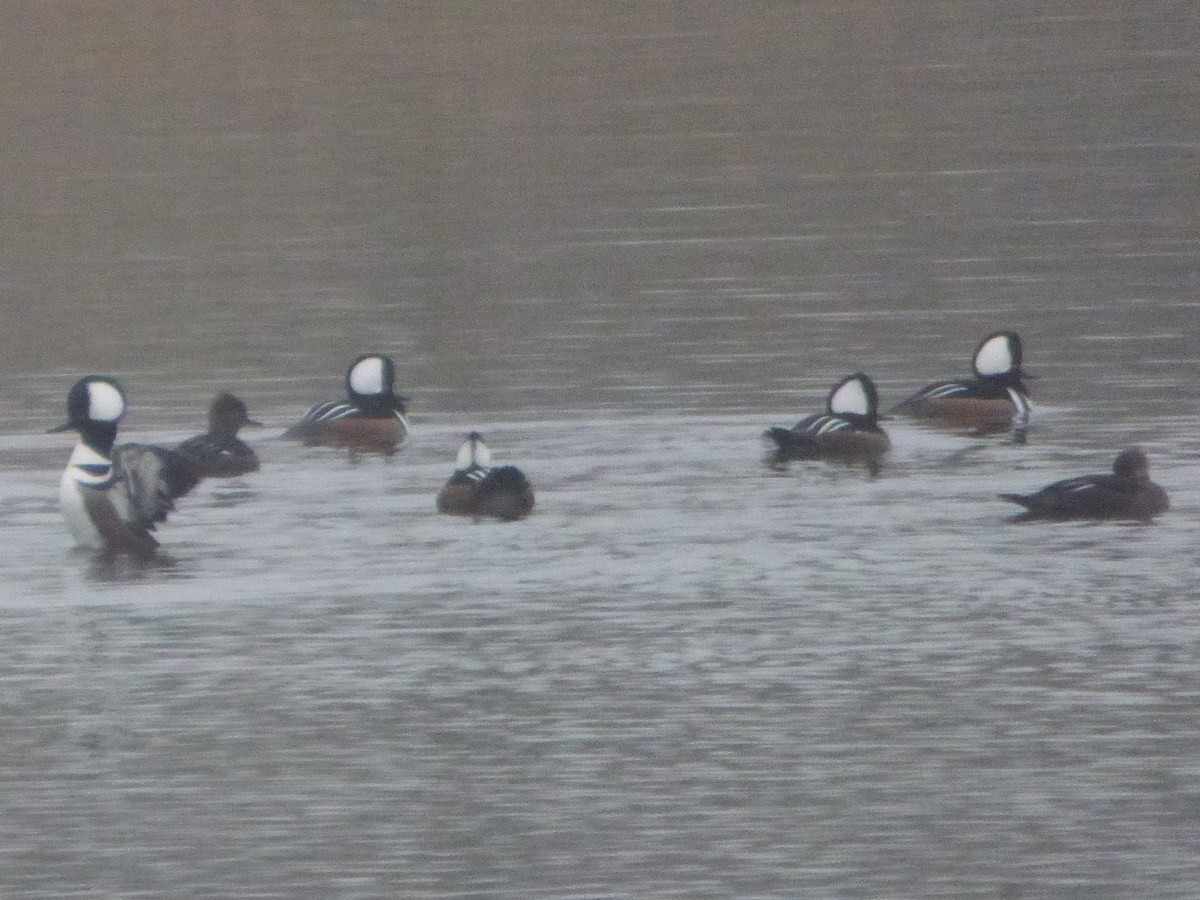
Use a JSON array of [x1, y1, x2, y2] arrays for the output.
[[998, 492, 1034, 509], [764, 427, 817, 456]]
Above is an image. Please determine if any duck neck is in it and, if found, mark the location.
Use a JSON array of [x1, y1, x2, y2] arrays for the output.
[[79, 422, 118, 458]]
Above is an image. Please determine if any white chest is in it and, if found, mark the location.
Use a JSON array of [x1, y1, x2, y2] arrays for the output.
[[59, 468, 105, 549], [58, 443, 125, 551]]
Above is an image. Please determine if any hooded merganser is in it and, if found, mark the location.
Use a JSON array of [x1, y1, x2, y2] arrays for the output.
[[283, 354, 410, 454], [895, 331, 1031, 429], [176, 392, 261, 477], [1000, 448, 1169, 522], [764, 372, 890, 470], [436, 432, 535, 521], [51, 376, 201, 555]]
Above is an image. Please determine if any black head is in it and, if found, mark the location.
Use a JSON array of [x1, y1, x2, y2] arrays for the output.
[[826, 372, 880, 425], [1113, 448, 1151, 481], [971, 331, 1027, 386], [209, 392, 261, 435], [345, 353, 406, 415], [48, 376, 128, 453]]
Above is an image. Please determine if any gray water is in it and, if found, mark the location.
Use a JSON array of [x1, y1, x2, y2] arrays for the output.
[[2, 4, 1199, 898]]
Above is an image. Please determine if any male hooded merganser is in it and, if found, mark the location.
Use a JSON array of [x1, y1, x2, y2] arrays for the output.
[[176, 392, 261, 477], [764, 372, 890, 470], [283, 354, 410, 454], [1000, 448, 1169, 522], [436, 432, 535, 521], [895, 331, 1031, 429], [51, 376, 201, 555]]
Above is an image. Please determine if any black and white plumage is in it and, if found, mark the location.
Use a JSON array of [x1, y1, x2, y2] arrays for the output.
[[176, 392, 261, 478], [436, 432, 535, 521], [52, 377, 201, 555], [765, 372, 890, 470], [284, 354, 410, 453], [895, 331, 1032, 429], [1000, 448, 1169, 522]]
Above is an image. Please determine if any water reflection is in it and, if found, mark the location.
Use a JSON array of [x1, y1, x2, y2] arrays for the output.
[[81, 549, 185, 585]]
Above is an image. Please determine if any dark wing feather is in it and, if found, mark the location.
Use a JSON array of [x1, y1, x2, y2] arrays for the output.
[[895, 380, 970, 410], [176, 433, 223, 456], [283, 401, 355, 440], [114, 443, 202, 530], [176, 434, 260, 477], [907, 377, 1020, 404], [81, 484, 159, 555], [998, 474, 1163, 521], [477, 466, 535, 520], [764, 414, 844, 457], [480, 465, 532, 494]]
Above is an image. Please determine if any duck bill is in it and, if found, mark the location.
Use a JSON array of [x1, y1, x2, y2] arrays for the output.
[[47, 422, 74, 434]]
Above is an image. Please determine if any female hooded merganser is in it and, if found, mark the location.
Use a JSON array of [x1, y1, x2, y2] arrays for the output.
[[176, 392, 261, 477], [51, 376, 201, 555], [283, 354, 410, 454], [764, 372, 890, 470], [895, 331, 1031, 430], [436, 432, 535, 521], [1000, 448, 1169, 522]]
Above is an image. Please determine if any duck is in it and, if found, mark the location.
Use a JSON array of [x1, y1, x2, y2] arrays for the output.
[[764, 372, 889, 470], [894, 331, 1031, 430], [436, 432, 535, 521], [999, 448, 1168, 522], [176, 392, 261, 477], [283, 354, 410, 454], [50, 376, 201, 555]]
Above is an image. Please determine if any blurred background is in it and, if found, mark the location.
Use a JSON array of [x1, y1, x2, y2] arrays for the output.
[[1, 1, 1195, 424]]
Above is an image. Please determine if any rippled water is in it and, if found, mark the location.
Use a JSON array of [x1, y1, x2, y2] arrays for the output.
[[2, 3, 1199, 898]]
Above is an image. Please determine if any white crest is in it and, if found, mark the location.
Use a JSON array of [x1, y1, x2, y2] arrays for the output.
[[828, 376, 870, 416], [87, 381, 125, 422], [349, 356, 386, 395], [974, 334, 1014, 377], [455, 434, 491, 470]]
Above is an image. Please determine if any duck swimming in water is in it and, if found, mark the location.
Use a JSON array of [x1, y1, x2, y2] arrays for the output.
[[176, 392, 261, 477], [764, 372, 889, 471], [52, 376, 201, 556], [284, 354, 410, 454], [895, 331, 1031, 431], [1000, 448, 1168, 522], [437, 432, 534, 521]]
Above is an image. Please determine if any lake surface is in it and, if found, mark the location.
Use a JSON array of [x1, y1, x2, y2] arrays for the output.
[[1, 3, 1199, 897]]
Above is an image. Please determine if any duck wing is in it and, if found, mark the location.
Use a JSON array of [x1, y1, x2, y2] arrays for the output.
[[765, 414, 851, 456], [176, 434, 260, 477], [1000, 474, 1143, 520], [895, 380, 973, 410], [113, 443, 202, 530]]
